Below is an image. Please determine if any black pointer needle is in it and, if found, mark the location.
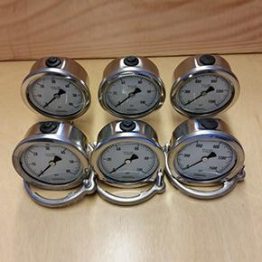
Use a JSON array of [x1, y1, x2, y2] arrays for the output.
[[115, 88, 142, 107], [43, 89, 66, 108], [110, 154, 139, 173], [38, 155, 62, 176], [53, 155, 62, 164], [183, 152, 217, 170], [185, 86, 215, 105]]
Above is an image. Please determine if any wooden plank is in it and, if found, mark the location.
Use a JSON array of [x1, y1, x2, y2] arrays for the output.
[[0, 0, 262, 60]]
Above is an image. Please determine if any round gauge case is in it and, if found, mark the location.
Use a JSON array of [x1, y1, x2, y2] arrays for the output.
[[98, 56, 165, 118], [165, 118, 245, 199], [21, 56, 91, 119], [170, 54, 240, 117], [12, 121, 96, 207]]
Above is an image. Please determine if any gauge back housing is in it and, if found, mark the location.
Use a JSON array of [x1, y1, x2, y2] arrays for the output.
[[98, 56, 165, 118], [170, 54, 240, 117], [21, 57, 91, 119]]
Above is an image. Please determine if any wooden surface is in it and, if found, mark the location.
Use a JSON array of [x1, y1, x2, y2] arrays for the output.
[[1, 0, 262, 61], [0, 54, 262, 262]]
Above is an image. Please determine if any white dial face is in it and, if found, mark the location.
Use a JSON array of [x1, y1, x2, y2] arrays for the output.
[[21, 143, 82, 185], [98, 142, 159, 182], [175, 74, 234, 114], [174, 139, 236, 181], [27, 75, 86, 117], [104, 75, 160, 115]]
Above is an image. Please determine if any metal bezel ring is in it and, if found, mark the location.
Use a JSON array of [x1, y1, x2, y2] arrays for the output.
[[170, 67, 240, 117], [21, 70, 91, 120], [166, 130, 245, 186], [98, 71, 165, 118], [12, 137, 91, 190], [91, 135, 165, 188]]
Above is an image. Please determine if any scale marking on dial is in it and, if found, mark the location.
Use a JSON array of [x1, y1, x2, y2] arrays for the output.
[[176, 74, 233, 114], [105, 75, 160, 115], [175, 140, 236, 181], [98, 142, 159, 182], [21, 143, 82, 185], [28, 75, 85, 116]]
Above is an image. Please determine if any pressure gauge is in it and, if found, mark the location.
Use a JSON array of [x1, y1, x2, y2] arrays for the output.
[[170, 54, 239, 117], [90, 120, 165, 205], [98, 56, 165, 118], [165, 118, 245, 199], [22, 56, 91, 119], [12, 121, 96, 207]]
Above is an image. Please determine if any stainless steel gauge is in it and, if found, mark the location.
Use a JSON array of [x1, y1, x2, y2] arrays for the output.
[[165, 118, 245, 199], [12, 121, 96, 207], [98, 56, 165, 118], [170, 54, 239, 117], [90, 120, 165, 205], [22, 56, 90, 119]]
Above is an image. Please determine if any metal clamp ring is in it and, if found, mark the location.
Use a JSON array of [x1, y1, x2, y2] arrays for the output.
[[96, 170, 165, 206], [24, 172, 96, 207]]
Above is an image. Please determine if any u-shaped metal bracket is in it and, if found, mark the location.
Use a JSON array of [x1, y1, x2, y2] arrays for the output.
[[24, 172, 97, 207], [96, 170, 165, 206]]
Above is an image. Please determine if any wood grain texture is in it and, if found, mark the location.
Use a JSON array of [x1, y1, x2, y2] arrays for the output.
[[0, 0, 262, 60], [0, 54, 262, 262]]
